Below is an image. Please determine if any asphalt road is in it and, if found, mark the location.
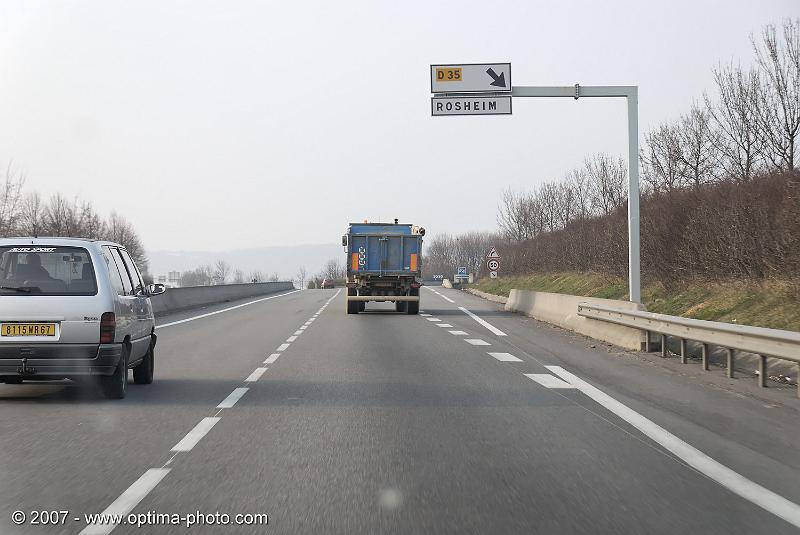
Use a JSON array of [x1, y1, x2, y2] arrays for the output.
[[1, 287, 800, 534]]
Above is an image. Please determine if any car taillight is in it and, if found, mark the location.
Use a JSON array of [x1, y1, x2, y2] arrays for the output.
[[100, 312, 116, 344]]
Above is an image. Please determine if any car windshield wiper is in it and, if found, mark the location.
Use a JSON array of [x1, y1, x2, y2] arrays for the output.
[[0, 285, 33, 293]]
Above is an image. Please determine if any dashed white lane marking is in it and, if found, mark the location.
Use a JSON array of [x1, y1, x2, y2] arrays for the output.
[[245, 367, 268, 382], [489, 352, 523, 362], [277, 343, 290, 351], [79, 468, 171, 535], [426, 318, 442, 322], [426, 287, 456, 303], [464, 339, 490, 346], [293, 330, 303, 335], [448, 330, 468, 335], [525, 373, 575, 388], [420, 313, 432, 317], [171, 417, 220, 452], [156, 289, 301, 329], [264, 353, 280, 364], [546, 366, 800, 527], [217, 387, 249, 409], [286, 335, 298, 342], [458, 306, 507, 336], [299, 326, 307, 330], [436, 323, 453, 328]]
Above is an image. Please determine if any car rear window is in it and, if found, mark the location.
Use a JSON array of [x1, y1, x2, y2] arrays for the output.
[[0, 246, 98, 296]]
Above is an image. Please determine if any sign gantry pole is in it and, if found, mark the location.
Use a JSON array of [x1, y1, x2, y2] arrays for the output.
[[511, 85, 641, 303]]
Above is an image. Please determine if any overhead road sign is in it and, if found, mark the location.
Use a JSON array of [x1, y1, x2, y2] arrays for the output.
[[431, 95, 512, 116], [431, 63, 512, 93]]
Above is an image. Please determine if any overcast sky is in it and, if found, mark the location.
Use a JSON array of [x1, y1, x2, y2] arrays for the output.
[[0, 1, 796, 252]]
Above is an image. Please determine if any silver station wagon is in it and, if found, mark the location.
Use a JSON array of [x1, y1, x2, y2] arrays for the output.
[[0, 238, 165, 399]]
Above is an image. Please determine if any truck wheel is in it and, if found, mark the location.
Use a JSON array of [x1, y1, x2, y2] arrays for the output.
[[100, 344, 128, 399], [406, 289, 419, 315], [395, 300, 407, 313], [347, 299, 360, 314], [133, 343, 154, 385], [359, 302, 365, 312]]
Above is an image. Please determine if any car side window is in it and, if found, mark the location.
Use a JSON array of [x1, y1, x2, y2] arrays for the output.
[[102, 247, 126, 295], [109, 248, 134, 295], [119, 249, 144, 295]]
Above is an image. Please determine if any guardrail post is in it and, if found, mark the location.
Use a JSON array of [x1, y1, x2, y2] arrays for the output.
[[660, 334, 667, 357], [758, 355, 767, 388], [727, 348, 735, 378], [645, 330, 651, 352], [701, 343, 709, 371], [680, 338, 687, 364]]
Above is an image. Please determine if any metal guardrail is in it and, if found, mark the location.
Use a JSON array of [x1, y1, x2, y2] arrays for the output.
[[577, 303, 800, 397]]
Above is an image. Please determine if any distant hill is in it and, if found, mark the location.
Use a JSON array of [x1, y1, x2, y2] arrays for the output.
[[147, 243, 343, 280]]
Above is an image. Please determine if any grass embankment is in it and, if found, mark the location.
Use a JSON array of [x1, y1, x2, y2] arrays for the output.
[[470, 272, 800, 332]]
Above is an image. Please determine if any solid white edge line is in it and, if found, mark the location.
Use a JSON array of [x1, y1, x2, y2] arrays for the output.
[[545, 365, 800, 528], [458, 306, 507, 336], [170, 417, 220, 452], [79, 468, 171, 535], [156, 289, 301, 329], [245, 367, 268, 382], [276, 343, 290, 351], [216, 387, 249, 409], [264, 353, 280, 364]]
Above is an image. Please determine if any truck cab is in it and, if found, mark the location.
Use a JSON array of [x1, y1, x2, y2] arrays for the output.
[[342, 221, 425, 315]]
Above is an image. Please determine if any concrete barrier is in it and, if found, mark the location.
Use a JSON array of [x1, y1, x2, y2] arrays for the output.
[[505, 289, 647, 351], [150, 281, 295, 316], [464, 288, 508, 305]]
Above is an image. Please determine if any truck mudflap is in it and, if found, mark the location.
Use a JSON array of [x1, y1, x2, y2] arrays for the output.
[[346, 295, 420, 302]]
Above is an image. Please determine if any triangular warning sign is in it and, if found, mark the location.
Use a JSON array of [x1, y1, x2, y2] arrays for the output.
[[487, 246, 500, 259]]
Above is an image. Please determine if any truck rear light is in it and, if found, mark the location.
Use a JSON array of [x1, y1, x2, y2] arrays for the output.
[[411, 282, 421, 289], [100, 312, 116, 344]]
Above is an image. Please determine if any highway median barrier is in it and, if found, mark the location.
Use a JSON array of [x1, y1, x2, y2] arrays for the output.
[[150, 281, 295, 316]]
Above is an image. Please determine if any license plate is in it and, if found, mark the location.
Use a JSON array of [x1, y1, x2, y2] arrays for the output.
[[1, 323, 57, 337]]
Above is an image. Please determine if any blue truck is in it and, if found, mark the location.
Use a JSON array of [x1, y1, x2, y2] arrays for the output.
[[341, 221, 425, 314]]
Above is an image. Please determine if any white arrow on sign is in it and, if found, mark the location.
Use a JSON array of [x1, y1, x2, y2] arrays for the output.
[[486, 247, 500, 259], [490, 271, 498, 279]]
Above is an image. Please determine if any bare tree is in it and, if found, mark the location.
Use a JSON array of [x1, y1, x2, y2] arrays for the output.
[[676, 104, 721, 187], [318, 258, 345, 280], [296, 266, 308, 288], [584, 153, 628, 213], [105, 212, 148, 273], [497, 188, 535, 241], [249, 270, 264, 283], [232, 268, 245, 284], [706, 64, 765, 181], [752, 19, 800, 171], [19, 192, 45, 236], [641, 122, 686, 194], [0, 163, 25, 236], [268, 272, 280, 282], [213, 259, 231, 284]]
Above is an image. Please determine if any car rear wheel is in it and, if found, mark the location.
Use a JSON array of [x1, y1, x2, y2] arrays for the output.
[[100, 344, 128, 399], [133, 343, 154, 385]]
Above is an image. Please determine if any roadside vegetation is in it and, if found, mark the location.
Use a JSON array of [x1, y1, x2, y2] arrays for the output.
[[470, 273, 800, 332]]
